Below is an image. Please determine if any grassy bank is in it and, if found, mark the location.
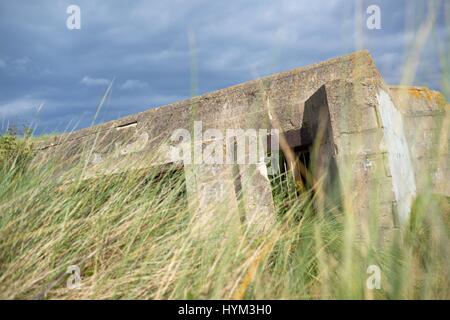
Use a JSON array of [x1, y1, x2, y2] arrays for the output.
[[0, 134, 448, 299]]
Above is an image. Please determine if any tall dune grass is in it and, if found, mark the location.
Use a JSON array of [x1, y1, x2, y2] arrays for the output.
[[0, 133, 448, 299]]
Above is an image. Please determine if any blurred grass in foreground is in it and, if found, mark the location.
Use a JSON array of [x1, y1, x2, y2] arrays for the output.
[[0, 133, 448, 300]]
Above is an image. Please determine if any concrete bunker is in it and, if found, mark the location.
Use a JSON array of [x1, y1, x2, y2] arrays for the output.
[[34, 50, 449, 243]]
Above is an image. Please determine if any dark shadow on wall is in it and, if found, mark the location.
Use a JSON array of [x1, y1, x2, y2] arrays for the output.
[[302, 85, 342, 214]]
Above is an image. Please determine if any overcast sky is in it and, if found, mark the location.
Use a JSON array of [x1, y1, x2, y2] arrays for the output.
[[0, 0, 447, 134]]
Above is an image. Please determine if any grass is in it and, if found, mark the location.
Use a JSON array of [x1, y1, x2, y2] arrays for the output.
[[0, 133, 448, 300]]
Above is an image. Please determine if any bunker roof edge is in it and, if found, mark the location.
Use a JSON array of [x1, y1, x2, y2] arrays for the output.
[[38, 49, 375, 150]]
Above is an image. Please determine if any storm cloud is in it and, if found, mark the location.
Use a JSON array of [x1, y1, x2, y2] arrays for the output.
[[0, 0, 447, 134]]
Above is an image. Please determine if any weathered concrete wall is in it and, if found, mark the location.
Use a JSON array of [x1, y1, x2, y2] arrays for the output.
[[303, 80, 400, 243], [35, 50, 383, 172], [389, 86, 449, 196], [184, 163, 242, 238], [34, 50, 386, 235], [33, 50, 448, 239], [377, 88, 416, 225]]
